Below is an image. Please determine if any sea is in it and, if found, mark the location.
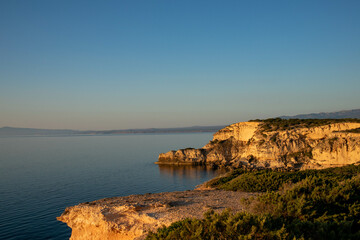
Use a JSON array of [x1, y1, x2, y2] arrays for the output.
[[0, 133, 222, 240]]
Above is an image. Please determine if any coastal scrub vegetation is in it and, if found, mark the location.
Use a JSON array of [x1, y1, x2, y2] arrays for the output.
[[146, 165, 360, 239], [249, 118, 360, 132], [205, 164, 360, 192]]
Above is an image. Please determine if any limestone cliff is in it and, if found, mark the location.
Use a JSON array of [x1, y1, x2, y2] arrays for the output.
[[157, 120, 360, 169]]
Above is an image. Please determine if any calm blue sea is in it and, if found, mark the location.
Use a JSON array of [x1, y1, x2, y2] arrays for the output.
[[0, 133, 221, 240]]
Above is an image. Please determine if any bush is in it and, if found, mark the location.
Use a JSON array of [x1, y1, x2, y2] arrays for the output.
[[146, 210, 289, 240], [147, 209, 360, 240], [206, 164, 360, 192], [254, 175, 360, 222], [147, 165, 360, 239], [249, 118, 360, 132]]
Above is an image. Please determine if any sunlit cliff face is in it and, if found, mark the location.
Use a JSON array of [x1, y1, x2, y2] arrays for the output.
[[158, 122, 360, 170]]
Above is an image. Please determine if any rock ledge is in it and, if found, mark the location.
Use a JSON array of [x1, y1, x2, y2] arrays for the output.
[[57, 190, 256, 240]]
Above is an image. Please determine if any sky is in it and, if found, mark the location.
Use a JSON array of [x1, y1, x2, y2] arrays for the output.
[[1, 0, 360, 130]]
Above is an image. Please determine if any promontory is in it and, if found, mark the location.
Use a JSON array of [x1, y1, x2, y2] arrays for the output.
[[157, 118, 360, 170], [58, 118, 360, 239]]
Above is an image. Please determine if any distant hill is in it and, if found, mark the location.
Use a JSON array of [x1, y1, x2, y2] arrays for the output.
[[82, 125, 227, 135], [280, 109, 360, 119], [0, 127, 81, 136], [0, 125, 227, 136], [3, 109, 359, 136]]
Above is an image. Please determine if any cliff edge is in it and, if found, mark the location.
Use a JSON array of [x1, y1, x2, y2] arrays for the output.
[[157, 119, 360, 169], [57, 190, 256, 240]]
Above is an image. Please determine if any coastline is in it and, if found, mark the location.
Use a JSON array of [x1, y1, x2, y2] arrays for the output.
[[57, 119, 360, 239], [57, 189, 258, 240]]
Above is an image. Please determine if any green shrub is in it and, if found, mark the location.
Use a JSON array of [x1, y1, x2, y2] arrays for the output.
[[254, 175, 360, 222], [147, 210, 290, 240], [147, 209, 360, 240], [147, 165, 360, 239], [206, 164, 360, 192], [249, 118, 360, 132]]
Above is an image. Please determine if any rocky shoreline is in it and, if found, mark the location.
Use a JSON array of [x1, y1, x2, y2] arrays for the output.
[[57, 189, 257, 240], [58, 119, 360, 239]]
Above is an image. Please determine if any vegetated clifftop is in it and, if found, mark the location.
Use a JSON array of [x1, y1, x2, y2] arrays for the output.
[[157, 119, 360, 169]]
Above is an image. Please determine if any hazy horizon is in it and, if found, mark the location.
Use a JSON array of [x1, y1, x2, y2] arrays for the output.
[[0, 123, 228, 131], [2, 108, 360, 131], [1, 0, 360, 130]]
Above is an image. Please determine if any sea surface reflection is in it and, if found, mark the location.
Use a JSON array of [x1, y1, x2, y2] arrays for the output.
[[158, 165, 226, 184]]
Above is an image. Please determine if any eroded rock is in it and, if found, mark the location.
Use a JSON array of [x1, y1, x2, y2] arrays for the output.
[[57, 190, 256, 240], [157, 122, 360, 169]]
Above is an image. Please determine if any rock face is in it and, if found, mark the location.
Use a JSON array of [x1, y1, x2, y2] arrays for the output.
[[157, 121, 360, 169], [57, 190, 256, 240]]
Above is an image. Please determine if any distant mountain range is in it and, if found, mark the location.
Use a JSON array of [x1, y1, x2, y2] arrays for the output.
[[0, 125, 227, 136], [280, 109, 360, 119]]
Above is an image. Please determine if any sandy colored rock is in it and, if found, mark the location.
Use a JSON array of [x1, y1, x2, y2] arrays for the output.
[[57, 190, 257, 240], [157, 122, 360, 169]]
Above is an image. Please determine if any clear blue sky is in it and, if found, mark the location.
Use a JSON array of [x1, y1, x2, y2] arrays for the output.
[[1, 0, 359, 130]]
